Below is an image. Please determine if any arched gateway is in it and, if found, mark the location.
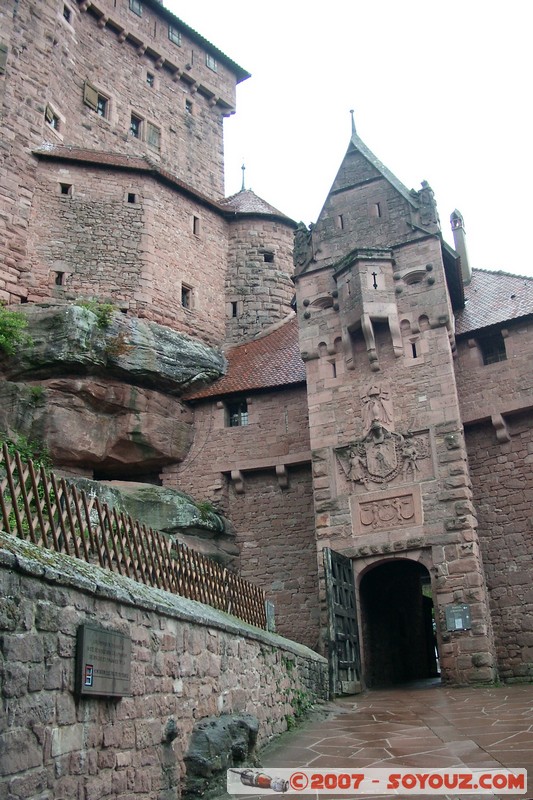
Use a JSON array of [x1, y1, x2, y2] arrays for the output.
[[359, 559, 439, 687]]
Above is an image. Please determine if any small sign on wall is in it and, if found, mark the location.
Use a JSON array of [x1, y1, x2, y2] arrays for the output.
[[76, 625, 132, 697], [445, 604, 472, 632]]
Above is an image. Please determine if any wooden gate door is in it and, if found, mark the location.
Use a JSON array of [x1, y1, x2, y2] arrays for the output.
[[323, 548, 361, 697]]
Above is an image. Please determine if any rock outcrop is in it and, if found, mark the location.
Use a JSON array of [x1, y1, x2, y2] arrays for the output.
[[0, 304, 226, 476]]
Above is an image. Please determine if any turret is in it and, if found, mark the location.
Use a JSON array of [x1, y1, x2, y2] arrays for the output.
[[450, 209, 472, 285]]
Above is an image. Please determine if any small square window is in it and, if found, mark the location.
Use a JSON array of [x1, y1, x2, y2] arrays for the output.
[[227, 399, 248, 428], [127, 193, 136, 204], [60, 183, 72, 196], [147, 121, 161, 151], [45, 105, 60, 130], [192, 216, 201, 236], [181, 284, 192, 309], [146, 72, 154, 88], [130, 114, 142, 138], [206, 53, 217, 72], [263, 252, 274, 263], [129, 0, 142, 16], [55, 271, 66, 286], [168, 25, 181, 46], [185, 99, 193, 115], [63, 4, 71, 22]]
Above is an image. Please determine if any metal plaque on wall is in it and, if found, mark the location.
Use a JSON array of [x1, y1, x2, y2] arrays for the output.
[[445, 604, 472, 632], [76, 625, 132, 697]]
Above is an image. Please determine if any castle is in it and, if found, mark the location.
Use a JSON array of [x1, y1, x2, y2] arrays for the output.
[[2, 0, 533, 691]]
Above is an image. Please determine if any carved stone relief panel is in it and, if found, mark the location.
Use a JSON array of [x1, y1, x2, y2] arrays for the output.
[[335, 428, 432, 489], [351, 485, 423, 536]]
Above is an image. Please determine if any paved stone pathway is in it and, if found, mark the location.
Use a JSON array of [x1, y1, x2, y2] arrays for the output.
[[231, 681, 533, 800]]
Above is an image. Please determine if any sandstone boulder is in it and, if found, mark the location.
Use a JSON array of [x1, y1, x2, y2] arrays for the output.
[[0, 378, 192, 474], [1, 304, 226, 394], [62, 477, 238, 565]]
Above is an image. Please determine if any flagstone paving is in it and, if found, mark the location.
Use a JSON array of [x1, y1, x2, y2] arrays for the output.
[[226, 681, 533, 800]]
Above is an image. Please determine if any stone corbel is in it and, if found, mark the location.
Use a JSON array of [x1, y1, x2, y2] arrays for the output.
[[172, 69, 182, 82], [137, 43, 147, 56], [154, 56, 165, 69], [208, 95, 219, 107], [361, 313, 380, 372], [230, 470, 244, 494], [97, 15, 108, 28], [275, 464, 289, 490], [387, 312, 403, 359], [79, 0, 90, 10], [491, 414, 511, 443], [117, 30, 127, 43]]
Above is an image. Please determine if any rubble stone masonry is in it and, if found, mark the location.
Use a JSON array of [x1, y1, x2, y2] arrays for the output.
[[0, 533, 327, 799]]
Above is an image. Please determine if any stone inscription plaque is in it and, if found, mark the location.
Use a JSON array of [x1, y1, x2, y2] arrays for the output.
[[76, 625, 132, 697]]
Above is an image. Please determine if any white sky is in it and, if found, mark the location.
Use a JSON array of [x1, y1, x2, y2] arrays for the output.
[[165, 0, 533, 277]]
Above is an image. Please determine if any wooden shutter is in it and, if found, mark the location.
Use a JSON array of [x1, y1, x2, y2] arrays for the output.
[[83, 81, 99, 110]]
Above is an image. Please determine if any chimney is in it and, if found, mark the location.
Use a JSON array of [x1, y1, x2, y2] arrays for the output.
[[450, 209, 471, 286]]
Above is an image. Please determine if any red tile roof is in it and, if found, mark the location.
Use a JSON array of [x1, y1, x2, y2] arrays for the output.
[[187, 316, 305, 399], [456, 269, 533, 335]]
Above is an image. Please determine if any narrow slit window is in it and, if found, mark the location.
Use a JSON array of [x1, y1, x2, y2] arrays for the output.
[[192, 216, 201, 236], [338, 214, 344, 230], [55, 271, 65, 286], [231, 301, 238, 318], [185, 99, 193, 115], [411, 341, 418, 358], [63, 5, 71, 22], [181, 284, 192, 309], [146, 72, 155, 88]]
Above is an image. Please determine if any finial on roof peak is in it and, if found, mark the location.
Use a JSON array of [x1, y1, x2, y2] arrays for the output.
[[241, 163, 246, 192], [350, 109, 356, 135]]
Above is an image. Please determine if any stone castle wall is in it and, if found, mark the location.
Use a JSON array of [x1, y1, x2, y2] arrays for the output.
[[0, 532, 328, 800], [25, 161, 229, 344], [465, 412, 533, 681], [0, 0, 240, 306], [163, 387, 320, 648]]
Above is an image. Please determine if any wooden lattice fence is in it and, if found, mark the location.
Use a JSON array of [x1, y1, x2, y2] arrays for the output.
[[0, 444, 267, 629]]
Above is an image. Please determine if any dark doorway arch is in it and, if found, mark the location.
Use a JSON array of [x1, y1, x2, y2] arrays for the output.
[[359, 559, 439, 687]]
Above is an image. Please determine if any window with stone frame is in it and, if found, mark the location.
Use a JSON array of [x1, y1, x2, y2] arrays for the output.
[[478, 330, 507, 365], [83, 81, 109, 118], [226, 399, 248, 427], [129, 0, 142, 16]]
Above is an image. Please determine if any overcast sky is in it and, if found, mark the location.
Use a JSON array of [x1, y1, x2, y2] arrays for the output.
[[166, 0, 532, 277]]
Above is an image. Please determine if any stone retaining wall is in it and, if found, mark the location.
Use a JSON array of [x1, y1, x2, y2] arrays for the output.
[[0, 532, 327, 800]]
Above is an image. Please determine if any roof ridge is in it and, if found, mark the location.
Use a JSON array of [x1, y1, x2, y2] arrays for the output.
[[471, 267, 533, 281]]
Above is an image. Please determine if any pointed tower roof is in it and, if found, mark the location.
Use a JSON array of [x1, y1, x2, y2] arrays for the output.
[[220, 188, 291, 218], [345, 130, 418, 209]]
